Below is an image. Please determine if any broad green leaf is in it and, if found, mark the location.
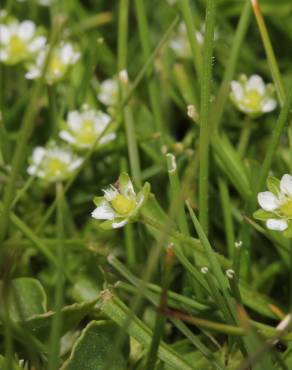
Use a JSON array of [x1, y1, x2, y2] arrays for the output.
[[62, 321, 128, 370], [70, 277, 101, 303], [0, 277, 47, 322], [25, 300, 97, 341]]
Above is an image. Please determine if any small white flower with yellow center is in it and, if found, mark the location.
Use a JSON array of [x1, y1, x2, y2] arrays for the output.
[[91, 173, 150, 229], [27, 142, 83, 183], [254, 174, 292, 237], [59, 107, 115, 150], [97, 78, 119, 107], [25, 42, 80, 84], [230, 74, 277, 116], [0, 19, 46, 65]]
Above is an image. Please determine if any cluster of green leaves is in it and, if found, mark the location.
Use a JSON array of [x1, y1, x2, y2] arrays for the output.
[[1, 0, 292, 369]]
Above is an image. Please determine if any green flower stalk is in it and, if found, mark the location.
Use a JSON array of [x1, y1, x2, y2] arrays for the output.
[[91, 173, 150, 229], [230, 74, 277, 116], [254, 174, 292, 237]]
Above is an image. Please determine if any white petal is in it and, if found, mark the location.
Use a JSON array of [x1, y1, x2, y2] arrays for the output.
[[195, 31, 204, 44], [19, 21, 36, 41], [68, 158, 83, 171], [67, 111, 82, 131], [261, 98, 277, 113], [32, 147, 46, 164], [28, 36, 46, 52], [99, 132, 116, 145], [230, 81, 244, 101], [25, 68, 40, 79], [0, 50, 8, 61], [97, 79, 118, 106], [257, 191, 279, 211], [91, 202, 116, 220], [59, 130, 76, 144], [280, 174, 292, 197], [27, 165, 37, 175], [112, 219, 128, 228], [246, 75, 265, 95], [266, 219, 288, 231], [0, 25, 10, 44]]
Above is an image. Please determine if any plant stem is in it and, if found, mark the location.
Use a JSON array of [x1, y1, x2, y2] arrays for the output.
[[218, 178, 235, 258], [211, 0, 251, 131], [134, 0, 165, 137], [199, 0, 216, 234], [251, 0, 285, 105], [179, 0, 203, 83], [99, 290, 194, 370], [145, 246, 174, 370], [47, 183, 65, 370], [47, 85, 58, 138]]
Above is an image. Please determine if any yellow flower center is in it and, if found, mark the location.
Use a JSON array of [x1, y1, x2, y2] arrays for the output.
[[111, 194, 136, 215], [280, 199, 292, 217], [244, 90, 262, 111], [79, 120, 95, 145], [49, 56, 65, 76], [47, 158, 66, 178], [9, 35, 27, 59]]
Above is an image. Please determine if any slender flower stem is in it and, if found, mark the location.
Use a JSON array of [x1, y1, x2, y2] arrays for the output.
[[99, 290, 194, 370], [251, 0, 285, 105], [211, 0, 251, 131], [134, 0, 165, 138], [145, 246, 174, 370], [47, 183, 65, 370], [47, 85, 58, 138], [237, 116, 253, 158], [166, 153, 189, 236], [110, 257, 224, 370], [179, 0, 203, 83], [199, 0, 216, 235], [218, 178, 235, 258]]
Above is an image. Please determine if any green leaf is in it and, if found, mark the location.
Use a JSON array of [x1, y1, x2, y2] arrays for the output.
[[0, 355, 23, 370], [24, 300, 97, 342], [253, 209, 275, 221], [71, 277, 101, 303], [266, 176, 280, 195], [0, 278, 47, 322], [283, 222, 292, 238], [62, 321, 129, 370]]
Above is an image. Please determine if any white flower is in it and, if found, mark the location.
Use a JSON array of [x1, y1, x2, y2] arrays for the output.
[[91, 173, 150, 229], [97, 78, 119, 107], [169, 23, 192, 59], [256, 174, 292, 234], [25, 42, 80, 84], [27, 142, 83, 183], [0, 19, 46, 65], [169, 22, 218, 59], [17, 0, 53, 5], [59, 106, 115, 149], [230, 74, 277, 116]]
